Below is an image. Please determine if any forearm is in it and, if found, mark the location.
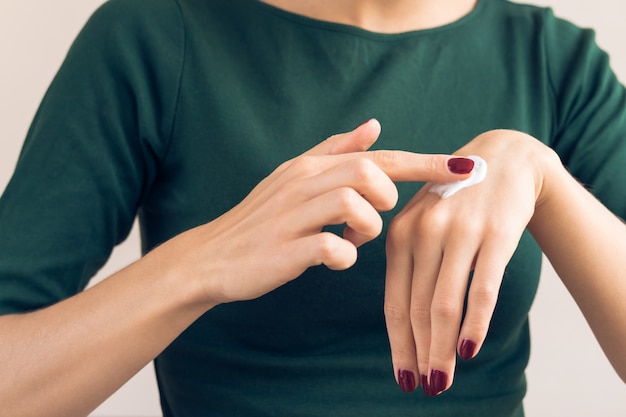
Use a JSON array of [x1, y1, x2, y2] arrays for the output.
[[528, 157, 626, 382], [0, 248, 211, 417], [0, 124, 481, 410]]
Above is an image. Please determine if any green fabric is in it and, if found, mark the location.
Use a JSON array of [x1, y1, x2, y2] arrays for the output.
[[1, 0, 625, 415]]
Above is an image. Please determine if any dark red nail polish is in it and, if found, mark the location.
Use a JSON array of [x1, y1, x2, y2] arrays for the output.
[[421, 374, 436, 397], [448, 157, 475, 174], [429, 369, 448, 395], [398, 369, 416, 393], [459, 338, 477, 361]]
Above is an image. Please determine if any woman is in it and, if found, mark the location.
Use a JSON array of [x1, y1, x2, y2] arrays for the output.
[[0, 0, 625, 416]]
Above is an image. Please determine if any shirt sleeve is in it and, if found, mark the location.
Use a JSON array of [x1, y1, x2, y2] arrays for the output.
[[0, 0, 184, 314], [544, 8, 626, 220]]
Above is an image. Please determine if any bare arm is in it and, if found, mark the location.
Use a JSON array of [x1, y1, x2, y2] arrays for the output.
[[0, 254, 210, 417], [528, 152, 626, 383], [0, 120, 471, 416]]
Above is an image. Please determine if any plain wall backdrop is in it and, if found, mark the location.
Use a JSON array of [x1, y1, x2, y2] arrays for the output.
[[0, 1, 624, 416]]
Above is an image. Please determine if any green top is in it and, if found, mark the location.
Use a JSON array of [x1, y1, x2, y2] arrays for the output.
[[1, 0, 625, 415]]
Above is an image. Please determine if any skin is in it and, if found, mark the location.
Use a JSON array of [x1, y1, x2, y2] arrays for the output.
[[262, 0, 626, 395], [259, 0, 479, 33], [386, 130, 626, 395], [2, 1, 626, 415], [0, 120, 472, 417]]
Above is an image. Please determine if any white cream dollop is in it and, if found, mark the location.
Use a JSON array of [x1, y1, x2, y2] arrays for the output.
[[429, 155, 488, 199]]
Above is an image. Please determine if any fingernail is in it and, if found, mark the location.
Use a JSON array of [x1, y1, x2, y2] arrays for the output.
[[429, 369, 448, 395], [421, 374, 436, 397], [448, 157, 475, 174], [459, 338, 477, 361], [397, 369, 416, 393]]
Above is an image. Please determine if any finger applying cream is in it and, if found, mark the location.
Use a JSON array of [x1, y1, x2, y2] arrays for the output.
[[430, 156, 488, 198]]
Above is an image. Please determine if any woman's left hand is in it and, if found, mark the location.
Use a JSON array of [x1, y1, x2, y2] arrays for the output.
[[384, 130, 553, 395]]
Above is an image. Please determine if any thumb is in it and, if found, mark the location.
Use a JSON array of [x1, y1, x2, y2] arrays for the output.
[[303, 119, 381, 157]]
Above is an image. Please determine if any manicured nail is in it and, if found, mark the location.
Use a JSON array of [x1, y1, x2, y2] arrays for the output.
[[398, 369, 416, 393], [459, 338, 477, 361], [429, 369, 448, 395], [448, 157, 475, 174], [421, 374, 436, 397]]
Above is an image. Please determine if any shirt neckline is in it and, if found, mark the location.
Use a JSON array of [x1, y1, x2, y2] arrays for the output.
[[252, 0, 489, 41]]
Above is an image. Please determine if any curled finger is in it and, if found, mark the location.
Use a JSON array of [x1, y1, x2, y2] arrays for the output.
[[285, 187, 383, 247]]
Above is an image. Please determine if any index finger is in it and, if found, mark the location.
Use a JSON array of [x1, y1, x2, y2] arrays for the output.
[[324, 151, 475, 184]]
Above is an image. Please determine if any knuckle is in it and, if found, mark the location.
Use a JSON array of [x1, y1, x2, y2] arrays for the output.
[[487, 220, 519, 243], [387, 215, 411, 240], [431, 297, 462, 321], [384, 303, 409, 326], [417, 209, 449, 236], [275, 159, 293, 173], [314, 233, 357, 270], [371, 150, 401, 170], [291, 155, 319, 177], [409, 303, 431, 324], [379, 192, 399, 213], [335, 187, 360, 212], [350, 157, 378, 183], [370, 215, 384, 236], [387, 200, 456, 243], [315, 233, 338, 262], [470, 282, 499, 307], [354, 215, 383, 242], [326, 133, 341, 143]]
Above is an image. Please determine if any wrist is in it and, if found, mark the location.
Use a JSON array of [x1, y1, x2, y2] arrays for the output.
[[141, 231, 221, 312], [454, 129, 557, 205], [530, 140, 564, 209]]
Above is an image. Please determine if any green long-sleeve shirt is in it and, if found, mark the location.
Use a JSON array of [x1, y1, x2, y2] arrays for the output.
[[1, 0, 625, 415]]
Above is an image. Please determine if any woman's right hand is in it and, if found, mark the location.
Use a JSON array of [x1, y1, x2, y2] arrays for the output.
[[150, 119, 473, 306], [0, 119, 473, 417]]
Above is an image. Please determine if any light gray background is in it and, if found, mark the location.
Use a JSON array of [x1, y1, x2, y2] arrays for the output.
[[0, 1, 624, 416]]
